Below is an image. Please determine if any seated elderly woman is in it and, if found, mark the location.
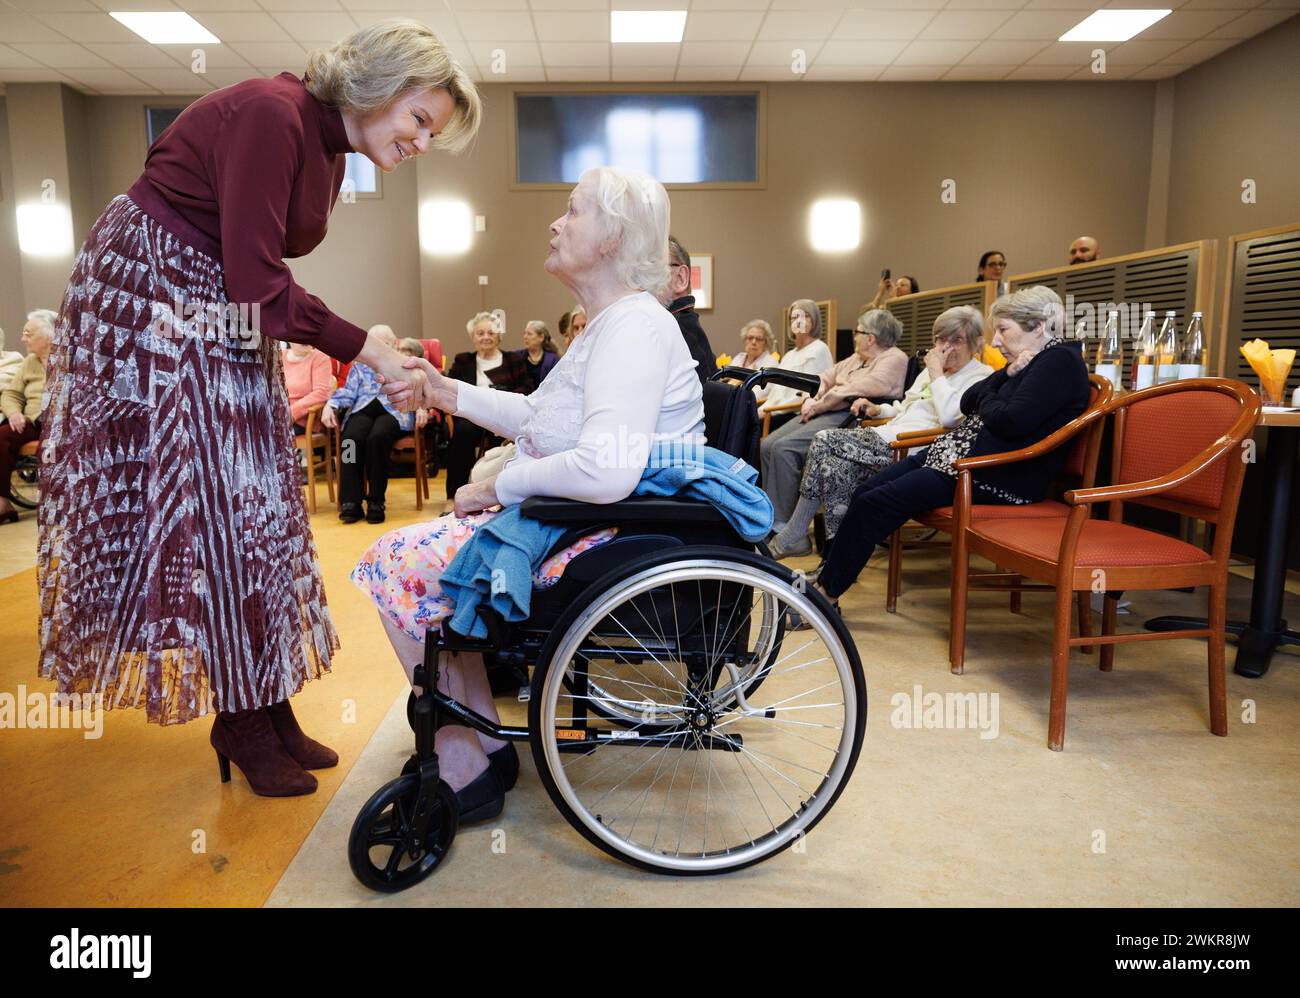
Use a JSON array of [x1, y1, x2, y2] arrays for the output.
[[512, 319, 559, 390], [761, 307, 909, 532], [351, 166, 705, 822], [769, 306, 993, 558], [281, 341, 335, 434], [322, 324, 429, 525], [736, 318, 779, 392], [802, 286, 1091, 615], [0, 309, 55, 525], [756, 299, 834, 425], [443, 311, 529, 511]]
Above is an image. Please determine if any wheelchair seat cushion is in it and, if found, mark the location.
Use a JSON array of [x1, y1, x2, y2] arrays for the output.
[[351, 510, 617, 641]]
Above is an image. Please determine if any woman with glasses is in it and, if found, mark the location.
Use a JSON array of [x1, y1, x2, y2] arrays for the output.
[[977, 250, 1007, 285]]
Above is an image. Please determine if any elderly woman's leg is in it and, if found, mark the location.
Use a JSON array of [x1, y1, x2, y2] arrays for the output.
[[817, 454, 957, 600], [379, 616, 505, 789], [760, 412, 847, 528], [362, 408, 403, 521]]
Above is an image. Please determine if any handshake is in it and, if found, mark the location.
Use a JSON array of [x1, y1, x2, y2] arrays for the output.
[[376, 355, 455, 413]]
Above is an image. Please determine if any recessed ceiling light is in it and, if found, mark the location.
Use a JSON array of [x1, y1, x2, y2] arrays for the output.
[[1059, 9, 1172, 43], [611, 11, 688, 44], [110, 12, 220, 45]]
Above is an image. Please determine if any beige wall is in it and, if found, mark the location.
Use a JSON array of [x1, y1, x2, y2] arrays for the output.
[[420, 80, 1157, 357], [0, 99, 24, 351]]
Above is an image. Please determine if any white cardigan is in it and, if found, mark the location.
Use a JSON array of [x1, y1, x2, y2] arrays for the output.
[[758, 339, 834, 412], [453, 291, 706, 506]]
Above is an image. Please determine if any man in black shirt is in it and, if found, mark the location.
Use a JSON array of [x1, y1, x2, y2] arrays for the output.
[[664, 235, 715, 385]]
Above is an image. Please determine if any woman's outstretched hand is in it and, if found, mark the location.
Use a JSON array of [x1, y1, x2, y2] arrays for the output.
[[453, 476, 500, 518], [382, 356, 458, 413]]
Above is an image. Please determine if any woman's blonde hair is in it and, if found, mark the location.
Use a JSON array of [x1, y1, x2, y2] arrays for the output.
[[741, 319, 774, 353], [305, 18, 482, 153]]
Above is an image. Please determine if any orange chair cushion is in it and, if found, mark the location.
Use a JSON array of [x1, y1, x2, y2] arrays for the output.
[[971, 518, 1213, 568], [1119, 392, 1240, 509], [917, 500, 1070, 528], [19, 441, 39, 457]]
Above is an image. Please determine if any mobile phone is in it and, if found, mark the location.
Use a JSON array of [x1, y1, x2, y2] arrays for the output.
[[881, 268, 891, 280]]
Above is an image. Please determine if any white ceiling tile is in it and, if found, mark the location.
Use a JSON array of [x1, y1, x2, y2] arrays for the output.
[[457, 12, 539, 40], [226, 41, 310, 66], [1163, 36, 1243, 61], [802, 64, 886, 80], [894, 39, 978, 64], [756, 12, 842, 40], [1131, 10, 1247, 40], [747, 39, 824, 62], [533, 11, 608, 42], [1027, 40, 1106, 65], [447, 0, 530, 9], [1176, 0, 1261, 9], [8, 0, 98, 11], [345, 11, 460, 35], [1068, 64, 1141, 80], [942, 65, 1013, 80], [612, 66, 677, 80], [917, 10, 1017, 41], [996, 9, 1095, 40], [539, 41, 609, 65], [19, 44, 112, 68], [769, 1, 857, 10], [546, 66, 610, 80], [157, 45, 255, 68], [1128, 64, 1190, 79], [876, 65, 947, 80], [0, 12, 68, 43], [815, 39, 908, 65], [688, 0, 773, 9], [1099, 0, 1183, 8], [1105, 39, 1193, 64], [256, 1, 345, 11], [1218, 9, 1299, 37], [63, 67, 153, 91], [0, 68, 77, 83], [88, 0, 181, 9], [1016, 1, 1097, 8], [960, 39, 1051, 64], [1003, 64, 1076, 80], [611, 44, 682, 66], [188, 1, 264, 9], [266, 12, 360, 42], [678, 41, 751, 64], [683, 12, 764, 41], [527, 1, 608, 9], [127, 67, 217, 92], [189, 11, 295, 43], [1260, 0, 1300, 9], [0, 45, 42, 69], [468, 41, 543, 66], [485, 68, 548, 81], [944, 0, 1033, 8], [826, 0, 943, 6], [832, 11, 938, 41], [676, 65, 742, 80], [84, 43, 185, 68], [28, 12, 142, 43]]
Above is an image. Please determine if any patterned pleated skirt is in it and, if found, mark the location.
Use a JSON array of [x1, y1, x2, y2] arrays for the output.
[[37, 194, 339, 725]]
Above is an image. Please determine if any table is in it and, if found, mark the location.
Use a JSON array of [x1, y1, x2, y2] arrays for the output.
[[1145, 409, 1300, 677]]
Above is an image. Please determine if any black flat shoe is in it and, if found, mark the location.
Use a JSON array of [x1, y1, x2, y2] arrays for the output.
[[0, 509, 18, 524], [488, 742, 519, 792], [454, 764, 505, 824], [365, 501, 386, 524], [339, 502, 363, 523]]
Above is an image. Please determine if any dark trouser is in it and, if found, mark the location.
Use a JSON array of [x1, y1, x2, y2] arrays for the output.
[[338, 399, 403, 506], [444, 416, 489, 500], [818, 452, 1017, 599], [0, 418, 40, 501]]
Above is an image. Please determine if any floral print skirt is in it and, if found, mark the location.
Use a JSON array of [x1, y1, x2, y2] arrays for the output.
[[353, 511, 617, 641]]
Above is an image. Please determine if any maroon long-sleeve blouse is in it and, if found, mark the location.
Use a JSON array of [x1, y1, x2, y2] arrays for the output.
[[126, 72, 367, 362]]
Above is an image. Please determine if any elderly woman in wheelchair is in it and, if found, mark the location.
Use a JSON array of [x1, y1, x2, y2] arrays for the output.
[[346, 166, 866, 890]]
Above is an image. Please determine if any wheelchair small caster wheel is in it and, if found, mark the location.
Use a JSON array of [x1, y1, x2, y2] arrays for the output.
[[348, 773, 458, 892], [406, 690, 416, 731]]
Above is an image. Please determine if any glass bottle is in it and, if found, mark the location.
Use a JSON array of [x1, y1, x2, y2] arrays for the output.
[[1094, 309, 1123, 386], [1178, 311, 1206, 379], [1132, 310, 1157, 390], [1156, 310, 1180, 384]]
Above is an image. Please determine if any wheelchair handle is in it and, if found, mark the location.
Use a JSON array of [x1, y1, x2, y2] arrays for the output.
[[709, 366, 822, 396]]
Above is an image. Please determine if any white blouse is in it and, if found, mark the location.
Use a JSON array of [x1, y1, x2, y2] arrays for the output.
[[758, 338, 834, 412], [453, 291, 705, 506]]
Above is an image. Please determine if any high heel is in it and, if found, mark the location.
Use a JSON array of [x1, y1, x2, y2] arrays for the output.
[[266, 699, 338, 770], [210, 708, 317, 797]]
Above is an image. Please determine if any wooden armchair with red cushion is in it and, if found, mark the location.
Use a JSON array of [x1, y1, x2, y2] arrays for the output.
[[948, 378, 1261, 751]]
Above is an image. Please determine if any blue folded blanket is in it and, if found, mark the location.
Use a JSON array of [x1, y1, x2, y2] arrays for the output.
[[440, 441, 773, 638]]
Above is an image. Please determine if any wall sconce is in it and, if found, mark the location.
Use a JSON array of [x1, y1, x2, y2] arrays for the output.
[[17, 203, 73, 257], [809, 199, 861, 253], [419, 199, 473, 256]]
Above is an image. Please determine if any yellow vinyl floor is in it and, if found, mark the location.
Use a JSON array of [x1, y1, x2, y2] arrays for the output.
[[2, 476, 1299, 907]]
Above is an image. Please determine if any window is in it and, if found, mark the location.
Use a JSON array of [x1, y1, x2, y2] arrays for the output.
[[515, 92, 760, 186], [343, 152, 380, 197], [145, 106, 184, 147]]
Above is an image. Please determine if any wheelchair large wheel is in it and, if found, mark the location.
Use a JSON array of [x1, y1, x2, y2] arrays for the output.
[[572, 586, 785, 730], [348, 773, 458, 892], [10, 454, 40, 510], [529, 546, 865, 875]]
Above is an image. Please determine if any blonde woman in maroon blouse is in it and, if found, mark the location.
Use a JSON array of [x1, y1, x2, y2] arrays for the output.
[[37, 19, 481, 798]]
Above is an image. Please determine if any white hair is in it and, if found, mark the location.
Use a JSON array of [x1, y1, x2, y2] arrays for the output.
[[465, 311, 502, 338], [583, 166, 671, 298], [989, 286, 1065, 339], [367, 323, 397, 346], [26, 309, 57, 340]]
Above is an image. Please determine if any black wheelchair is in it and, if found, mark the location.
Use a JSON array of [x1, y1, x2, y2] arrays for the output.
[[9, 439, 40, 510], [348, 368, 866, 890]]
